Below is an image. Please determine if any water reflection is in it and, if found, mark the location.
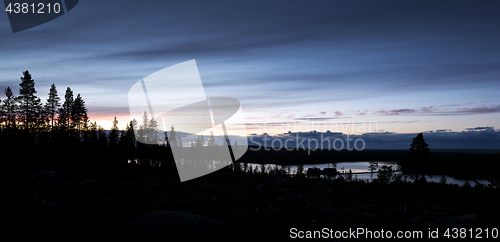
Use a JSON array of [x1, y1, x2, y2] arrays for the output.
[[128, 158, 162, 167], [127, 159, 490, 186], [246, 162, 489, 186]]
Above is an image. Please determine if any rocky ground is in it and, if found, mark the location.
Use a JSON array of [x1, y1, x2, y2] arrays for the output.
[[1, 164, 499, 241]]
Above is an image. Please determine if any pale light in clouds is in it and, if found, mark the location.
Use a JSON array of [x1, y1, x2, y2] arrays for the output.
[[0, 0, 499, 135]]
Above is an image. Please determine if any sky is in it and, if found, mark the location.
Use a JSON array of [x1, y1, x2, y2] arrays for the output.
[[1, 0, 500, 148]]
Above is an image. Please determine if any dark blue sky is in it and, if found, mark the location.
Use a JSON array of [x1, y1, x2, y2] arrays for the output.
[[1, 0, 500, 141]]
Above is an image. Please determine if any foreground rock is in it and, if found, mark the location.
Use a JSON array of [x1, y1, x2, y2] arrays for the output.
[[437, 214, 477, 228], [120, 211, 233, 242]]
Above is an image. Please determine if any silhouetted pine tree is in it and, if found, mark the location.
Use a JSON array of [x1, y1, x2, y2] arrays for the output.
[[32, 96, 45, 133], [168, 125, 179, 147], [208, 130, 216, 146], [71, 93, 88, 133], [147, 117, 159, 144], [2, 87, 17, 129], [410, 133, 430, 157], [58, 87, 73, 130], [17, 70, 40, 131], [89, 121, 98, 144], [119, 121, 136, 160], [82, 120, 92, 145], [296, 164, 304, 178], [400, 132, 431, 173], [127, 120, 136, 145], [97, 124, 107, 146], [135, 112, 150, 159], [131, 118, 138, 133], [137, 111, 148, 144], [109, 117, 119, 148], [368, 161, 378, 180], [45, 84, 60, 131], [0, 96, 3, 126]]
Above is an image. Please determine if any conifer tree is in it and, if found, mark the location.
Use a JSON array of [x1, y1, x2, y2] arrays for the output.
[[109, 117, 119, 147], [45, 84, 60, 130], [296, 164, 304, 177], [17, 70, 40, 131], [131, 118, 138, 136], [368, 161, 378, 180], [118, 129, 126, 151], [71, 93, 88, 132], [195, 134, 204, 147], [168, 125, 178, 147], [148, 117, 159, 144], [124, 121, 135, 143], [137, 111, 149, 144], [410, 133, 430, 156], [2, 87, 17, 129], [89, 121, 98, 144], [31, 96, 44, 132], [208, 130, 216, 146], [59, 87, 74, 129], [119, 120, 136, 158], [97, 124, 107, 146], [0, 96, 3, 125]]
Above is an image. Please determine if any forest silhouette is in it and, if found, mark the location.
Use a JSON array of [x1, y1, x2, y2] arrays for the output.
[[0, 70, 179, 175], [1, 71, 500, 241], [1, 72, 499, 186]]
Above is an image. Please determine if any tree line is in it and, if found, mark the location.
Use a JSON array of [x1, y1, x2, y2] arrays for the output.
[[0, 70, 88, 132], [0, 71, 178, 175]]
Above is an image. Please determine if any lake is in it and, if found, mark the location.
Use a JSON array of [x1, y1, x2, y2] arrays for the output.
[[246, 161, 490, 186], [128, 159, 490, 186]]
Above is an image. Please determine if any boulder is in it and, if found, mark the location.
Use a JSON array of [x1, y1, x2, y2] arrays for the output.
[[266, 173, 293, 185], [255, 184, 267, 192], [32, 170, 57, 181], [120, 211, 232, 242], [410, 215, 426, 223], [437, 214, 477, 228]]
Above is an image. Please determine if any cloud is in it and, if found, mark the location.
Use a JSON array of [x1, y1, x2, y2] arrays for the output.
[[380, 120, 431, 124], [244, 116, 263, 120], [270, 112, 283, 118], [377, 109, 417, 116], [418, 105, 500, 116], [419, 106, 434, 113], [373, 105, 500, 116], [456, 106, 500, 114], [465, 126, 495, 131], [247, 127, 500, 149], [2, 0, 500, 129], [292, 117, 349, 121], [244, 121, 301, 126], [356, 110, 368, 116]]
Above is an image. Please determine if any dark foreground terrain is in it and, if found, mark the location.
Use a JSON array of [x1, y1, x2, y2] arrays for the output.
[[1, 164, 499, 241]]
